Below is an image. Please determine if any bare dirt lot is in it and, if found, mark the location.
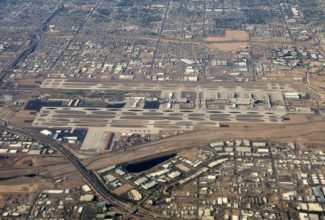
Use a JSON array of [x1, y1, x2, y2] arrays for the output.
[[321, 44, 325, 53], [178, 148, 199, 162], [0, 192, 36, 209], [203, 30, 250, 52], [16, 78, 43, 87], [206, 42, 249, 52], [113, 183, 133, 196], [204, 30, 249, 42], [12, 155, 66, 168], [0, 176, 54, 193], [10, 110, 36, 127]]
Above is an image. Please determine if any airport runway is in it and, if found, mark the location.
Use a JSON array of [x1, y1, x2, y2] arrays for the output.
[[33, 105, 286, 134], [34, 79, 298, 133], [40, 78, 294, 92]]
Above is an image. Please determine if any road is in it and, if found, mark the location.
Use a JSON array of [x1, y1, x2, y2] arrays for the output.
[[0, 3, 64, 84], [48, 1, 101, 71], [148, 0, 171, 75], [5, 127, 171, 220], [2, 114, 325, 218], [269, 142, 288, 220], [81, 114, 325, 170]]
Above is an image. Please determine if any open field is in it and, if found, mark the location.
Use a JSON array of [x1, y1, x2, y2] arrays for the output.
[[0, 177, 54, 193], [12, 155, 66, 167], [204, 30, 250, 51], [321, 44, 325, 53], [206, 42, 249, 52], [10, 110, 36, 128], [204, 30, 250, 42], [113, 183, 133, 196], [178, 148, 200, 162]]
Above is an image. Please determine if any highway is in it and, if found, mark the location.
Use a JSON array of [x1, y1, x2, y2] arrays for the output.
[[0, 35, 37, 83], [0, 2, 173, 216], [0, 3, 64, 84], [5, 127, 171, 220], [148, 0, 171, 75]]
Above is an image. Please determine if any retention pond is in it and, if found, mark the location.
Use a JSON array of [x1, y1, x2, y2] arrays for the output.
[[124, 153, 176, 173]]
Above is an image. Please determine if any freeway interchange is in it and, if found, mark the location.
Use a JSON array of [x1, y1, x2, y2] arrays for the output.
[[6, 127, 171, 220], [5, 113, 325, 219]]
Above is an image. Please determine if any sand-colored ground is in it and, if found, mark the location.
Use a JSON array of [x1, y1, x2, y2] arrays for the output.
[[0, 177, 53, 193], [39, 162, 78, 177], [14, 110, 34, 118], [206, 42, 249, 52], [310, 61, 323, 67], [12, 155, 66, 167], [307, 76, 325, 106], [113, 183, 133, 196], [204, 30, 249, 42], [321, 44, 325, 52], [0, 183, 39, 193], [16, 78, 43, 87], [0, 192, 37, 209], [0, 164, 87, 192], [203, 30, 250, 52], [9, 110, 36, 127], [179, 148, 199, 162], [55, 172, 87, 189]]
